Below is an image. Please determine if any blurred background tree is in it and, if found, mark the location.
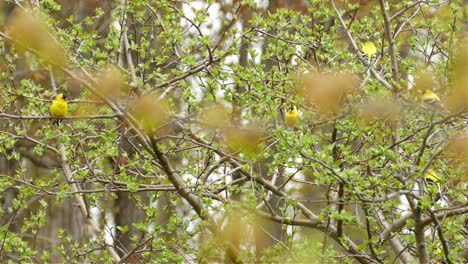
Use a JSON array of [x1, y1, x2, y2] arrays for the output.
[[0, 0, 466, 263]]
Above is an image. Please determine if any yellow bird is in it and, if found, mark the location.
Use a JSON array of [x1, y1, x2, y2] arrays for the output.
[[424, 169, 442, 201], [424, 169, 439, 186], [362, 41, 377, 64], [50, 93, 68, 125], [421, 89, 441, 105], [285, 106, 299, 128]]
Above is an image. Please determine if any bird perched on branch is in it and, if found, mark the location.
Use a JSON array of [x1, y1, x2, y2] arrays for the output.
[[361, 41, 377, 64], [285, 106, 299, 128], [50, 93, 68, 125], [421, 89, 451, 115], [422, 89, 441, 105], [424, 169, 442, 201], [361, 41, 377, 72], [424, 169, 440, 186]]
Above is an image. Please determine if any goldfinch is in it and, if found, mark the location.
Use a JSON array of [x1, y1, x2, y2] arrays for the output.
[[424, 169, 441, 201], [50, 93, 68, 125], [361, 42, 377, 64], [424, 169, 439, 186], [422, 89, 441, 105], [285, 106, 299, 128]]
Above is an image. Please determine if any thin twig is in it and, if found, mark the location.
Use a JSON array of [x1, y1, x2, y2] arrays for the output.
[[0, 113, 120, 120]]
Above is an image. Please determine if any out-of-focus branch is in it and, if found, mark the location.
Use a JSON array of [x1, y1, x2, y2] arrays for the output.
[[376, 211, 413, 263], [387, 111, 465, 151], [414, 206, 430, 263], [0, 113, 120, 120], [147, 138, 241, 263], [421, 206, 468, 226], [362, 206, 383, 262], [245, 204, 374, 264], [379, 0, 399, 81], [381, 206, 468, 240], [57, 141, 121, 262], [390, 0, 427, 20], [428, 208, 453, 264], [120, 0, 137, 89], [393, 5, 421, 39], [122, 32, 137, 87], [15, 147, 60, 169]]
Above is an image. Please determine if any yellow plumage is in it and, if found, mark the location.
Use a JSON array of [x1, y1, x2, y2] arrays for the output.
[[422, 89, 441, 105], [50, 93, 68, 124], [424, 169, 439, 185], [285, 106, 299, 128], [424, 169, 442, 201], [362, 42, 377, 64]]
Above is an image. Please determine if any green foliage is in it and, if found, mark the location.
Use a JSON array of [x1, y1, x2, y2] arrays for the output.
[[0, 0, 466, 263]]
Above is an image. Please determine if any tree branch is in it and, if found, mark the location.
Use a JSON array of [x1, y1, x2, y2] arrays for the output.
[[57, 142, 121, 262], [379, 0, 399, 81]]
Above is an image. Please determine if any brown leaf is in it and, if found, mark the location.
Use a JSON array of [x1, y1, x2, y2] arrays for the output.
[[222, 125, 265, 159], [356, 97, 402, 125], [8, 8, 67, 68], [96, 66, 129, 100], [297, 72, 357, 116], [447, 46, 468, 113], [445, 133, 468, 181], [132, 95, 170, 133]]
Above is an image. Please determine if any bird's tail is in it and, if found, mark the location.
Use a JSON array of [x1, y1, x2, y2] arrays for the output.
[[52, 118, 62, 125]]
